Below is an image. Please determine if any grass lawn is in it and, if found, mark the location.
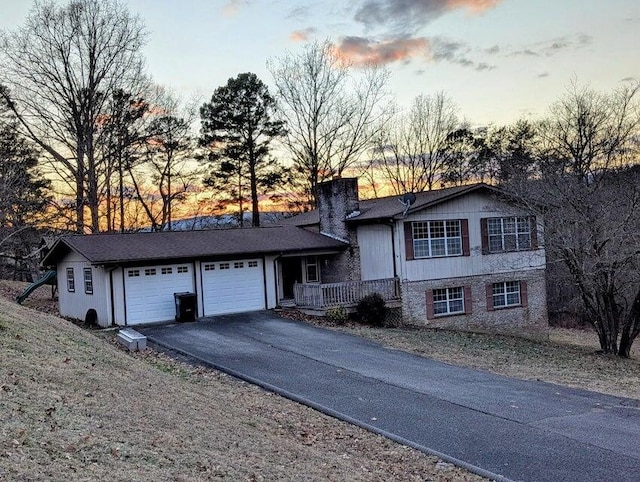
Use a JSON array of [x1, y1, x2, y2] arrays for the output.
[[0, 283, 482, 481]]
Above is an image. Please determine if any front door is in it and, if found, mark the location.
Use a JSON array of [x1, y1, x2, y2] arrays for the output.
[[280, 257, 302, 299]]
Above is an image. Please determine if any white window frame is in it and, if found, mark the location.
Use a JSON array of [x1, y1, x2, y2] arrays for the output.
[[83, 268, 93, 295], [66, 267, 75, 292], [412, 220, 462, 258], [432, 287, 464, 316], [305, 256, 319, 283], [492, 281, 521, 308], [487, 217, 532, 253]]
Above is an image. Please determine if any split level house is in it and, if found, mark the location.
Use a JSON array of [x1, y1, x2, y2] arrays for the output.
[[42, 178, 548, 338]]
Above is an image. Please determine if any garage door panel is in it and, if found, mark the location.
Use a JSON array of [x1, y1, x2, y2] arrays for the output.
[[202, 259, 264, 316], [125, 264, 194, 324]]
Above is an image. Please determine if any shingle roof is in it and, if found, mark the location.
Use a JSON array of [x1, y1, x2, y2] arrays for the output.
[[278, 183, 500, 226], [43, 225, 347, 266]]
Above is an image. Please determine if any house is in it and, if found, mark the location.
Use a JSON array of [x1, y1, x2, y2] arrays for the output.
[[42, 177, 548, 338], [41, 226, 347, 327], [280, 178, 548, 339]]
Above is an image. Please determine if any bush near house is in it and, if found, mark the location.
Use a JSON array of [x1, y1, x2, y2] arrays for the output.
[[357, 293, 386, 327]]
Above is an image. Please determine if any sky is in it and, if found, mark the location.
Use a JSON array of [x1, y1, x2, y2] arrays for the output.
[[0, 0, 638, 126]]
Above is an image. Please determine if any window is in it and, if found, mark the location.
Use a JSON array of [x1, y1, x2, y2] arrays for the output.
[[203, 263, 215, 271], [144, 268, 156, 276], [248, 260, 258, 268], [161, 267, 172, 275], [177, 266, 188, 273], [426, 286, 471, 319], [483, 217, 534, 253], [233, 261, 244, 269], [491, 281, 521, 308], [127, 269, 140, 277], [305, 257, 319, 282], [83, 268, 93, 295], [219, 263, 230, 270], [410, 220, 465, 258], [66, 268, 75, 292], [433, 287, 464, 316]]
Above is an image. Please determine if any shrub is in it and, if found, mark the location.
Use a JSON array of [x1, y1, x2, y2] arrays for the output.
[[325, 306, 348, 325], [356, 293, 386, 327]]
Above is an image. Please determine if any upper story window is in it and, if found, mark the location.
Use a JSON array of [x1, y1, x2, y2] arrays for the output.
[[482, 216, 536, 254], [83, 268, 93, 295], [66, 267, 75, 292], [409, 220, 468, 259]]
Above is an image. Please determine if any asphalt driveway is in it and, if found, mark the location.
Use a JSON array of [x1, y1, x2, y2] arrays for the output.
[[139, 312, 640, 482]]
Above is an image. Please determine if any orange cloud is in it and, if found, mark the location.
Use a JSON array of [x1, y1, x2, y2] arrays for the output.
[[333, 36, 428, 67], [446, 0, 502, 14], [222, 0, 248, 17], [290, 28, 316, 43]]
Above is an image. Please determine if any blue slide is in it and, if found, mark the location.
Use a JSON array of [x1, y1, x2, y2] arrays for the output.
[[16, 270, 57, 305]]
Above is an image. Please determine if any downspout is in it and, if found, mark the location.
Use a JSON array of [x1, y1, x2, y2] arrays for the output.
[[383, 219, 398, 278]]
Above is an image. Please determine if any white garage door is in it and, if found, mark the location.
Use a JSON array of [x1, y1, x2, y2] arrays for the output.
[[202, 259, 265, 316], [125, 264, 194, 325]]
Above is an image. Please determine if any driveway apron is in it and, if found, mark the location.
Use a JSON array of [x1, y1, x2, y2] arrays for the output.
[[139, 312, 640, 482]]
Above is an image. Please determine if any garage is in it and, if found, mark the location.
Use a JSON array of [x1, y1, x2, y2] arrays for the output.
[[124, 263, 194, 325], [201, 258, 265, 316]]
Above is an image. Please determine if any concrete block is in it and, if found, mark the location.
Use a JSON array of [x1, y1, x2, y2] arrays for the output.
[[116, 328, 147, 351]]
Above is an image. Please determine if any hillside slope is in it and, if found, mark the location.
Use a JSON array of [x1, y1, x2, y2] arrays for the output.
[[0, 296, 481, 481]]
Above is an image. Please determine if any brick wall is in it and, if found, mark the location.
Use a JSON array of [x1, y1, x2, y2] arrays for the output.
[[401, 268, 549, 340]]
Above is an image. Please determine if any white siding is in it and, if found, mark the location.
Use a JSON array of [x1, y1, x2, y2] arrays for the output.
[[357, 225, 395, 280], [264, 255, 278, 309], [58, 251, 111, 328], [398, 192, 546, 282]]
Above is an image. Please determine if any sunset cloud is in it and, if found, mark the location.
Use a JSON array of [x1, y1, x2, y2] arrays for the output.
[[222, 0, 251, 17], [354, 0, 503, 32], [290, 28, 317, 43], [333, 36, 428, 66]]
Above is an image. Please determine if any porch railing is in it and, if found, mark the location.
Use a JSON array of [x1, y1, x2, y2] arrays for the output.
[[293, 277, 401, 310]]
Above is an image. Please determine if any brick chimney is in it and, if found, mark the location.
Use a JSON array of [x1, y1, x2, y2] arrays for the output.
[[317, 177, 359, 242]]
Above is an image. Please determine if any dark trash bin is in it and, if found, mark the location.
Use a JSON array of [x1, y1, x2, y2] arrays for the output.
[[174, 292, 197, 322]]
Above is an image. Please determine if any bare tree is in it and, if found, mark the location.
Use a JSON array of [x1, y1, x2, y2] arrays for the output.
[[128, 91, 200, 231], [516, 81, 640, 357], [539, 80, 640, 178], [373, 92, 462, 194], [268, 40, 391, 205], [0, 0, 147, 233]]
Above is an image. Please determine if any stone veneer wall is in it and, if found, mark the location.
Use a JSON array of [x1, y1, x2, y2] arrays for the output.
[[317, 178, 361, 283], [401, 268, 549, 340]]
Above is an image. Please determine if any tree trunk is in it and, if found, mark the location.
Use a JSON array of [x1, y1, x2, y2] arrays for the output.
[[619, 289, 640, 358], [249, 143, 260, 227]]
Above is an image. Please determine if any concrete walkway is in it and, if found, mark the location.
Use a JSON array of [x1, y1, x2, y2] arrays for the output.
[[139, 312, 640, 482]]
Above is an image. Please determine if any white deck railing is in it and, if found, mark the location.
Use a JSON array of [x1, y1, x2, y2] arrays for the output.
[[293, 278, 401, 309]]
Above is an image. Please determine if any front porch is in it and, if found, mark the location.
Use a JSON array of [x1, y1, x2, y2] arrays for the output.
[[292, 277, 401, 312]]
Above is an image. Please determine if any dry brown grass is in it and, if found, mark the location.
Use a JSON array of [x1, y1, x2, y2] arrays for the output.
[[315, 320, 640, 400], [0, 284, 483, 482]]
